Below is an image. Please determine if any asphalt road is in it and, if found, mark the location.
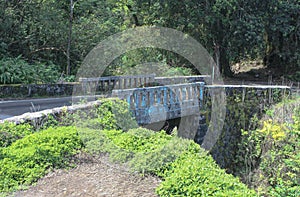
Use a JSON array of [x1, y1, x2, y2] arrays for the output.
[[0, 96, 101, 120]]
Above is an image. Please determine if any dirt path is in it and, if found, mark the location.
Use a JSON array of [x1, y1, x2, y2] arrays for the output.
[[12, 154, 161, 197]]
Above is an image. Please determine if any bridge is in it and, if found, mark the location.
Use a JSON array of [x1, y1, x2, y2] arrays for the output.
[[77, 74, 209, 125], [1, 74, 291, 134], [0, 74, 293, 170]]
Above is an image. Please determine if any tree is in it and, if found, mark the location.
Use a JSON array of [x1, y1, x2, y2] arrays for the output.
[[263, 0, 300, 73]]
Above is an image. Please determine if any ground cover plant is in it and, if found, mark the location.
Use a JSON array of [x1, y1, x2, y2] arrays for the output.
[[0, 122, 34, 147], [79, 126, 257, 196], [0, 126, 82, 193]]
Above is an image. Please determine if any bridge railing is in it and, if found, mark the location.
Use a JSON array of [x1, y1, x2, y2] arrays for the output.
[[79, 74, 156, 95], [78, 74, 212, 95], [112, 82, 205, 125], [154, 75, 211, 85]]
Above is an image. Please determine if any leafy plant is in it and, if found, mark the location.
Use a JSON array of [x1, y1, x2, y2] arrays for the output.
[[0, 126, 82, 192], [0, 122, 34, 147], [156, 151, 257, 197], [236, 98, 300, 196], [0, 57, 60, 84], [80, 98, 138, 131]]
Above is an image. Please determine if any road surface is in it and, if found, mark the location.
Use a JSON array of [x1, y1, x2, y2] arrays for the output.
[[0, 96, 101, 120]]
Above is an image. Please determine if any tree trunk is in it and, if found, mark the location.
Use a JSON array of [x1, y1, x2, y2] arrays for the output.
[[220, 46, 233, 77], [215, 44, 233, 77], [66, 0, 73, 76]]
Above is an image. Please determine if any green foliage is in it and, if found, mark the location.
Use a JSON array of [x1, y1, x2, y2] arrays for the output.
[[0, 122, 34, 147], [128, 136, 202, 176], [38, 98, 137, 132], [0, 126, 82, 192], [0, 57, 60, 84], [1, 0, 298, 77], [0, 0, 122, 75], [156, 152, 257, 197], [264, 0, 300, 71], [287, 71, 300, 82], [79, 126, 256, 196], [114, 59, 194, 77], [237, 98, 300, 196], [256, 116, 300, 196], [84, 98, 138, 131], [208, 87, 286, 173]]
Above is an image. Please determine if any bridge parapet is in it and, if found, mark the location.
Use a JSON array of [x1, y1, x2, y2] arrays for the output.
[[112, 82, 205, 125], [154, 75, 211, 85], [78, 74, 212, 95], [79, 74, 156, 94]]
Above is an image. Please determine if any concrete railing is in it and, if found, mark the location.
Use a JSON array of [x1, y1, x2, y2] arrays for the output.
[[0, 99, 105, 125], [112, 82, 205, 124], [78, 74, 211, 95], [154, 75, 211, 85], [79, 74, 156, 94]]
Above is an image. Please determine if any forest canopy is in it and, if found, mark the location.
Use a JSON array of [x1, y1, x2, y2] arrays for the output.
[[0, 0, 299, 82]]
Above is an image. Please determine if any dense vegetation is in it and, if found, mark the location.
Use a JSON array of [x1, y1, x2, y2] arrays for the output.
[[0, 57, 60, 84], [0, 98, 299, 196], [0, 126, 82, 192], [0, 0, 299, 83], [236, 98, 300, 196]]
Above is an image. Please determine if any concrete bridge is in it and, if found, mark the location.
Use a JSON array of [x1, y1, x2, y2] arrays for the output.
[[78, 74, 210, 126], [80, 74, 291, 127], [1, 74, 292, 133], [0, 74, 294, 170]]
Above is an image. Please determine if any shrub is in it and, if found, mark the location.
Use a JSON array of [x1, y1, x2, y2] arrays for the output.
[[0, 122, 34, 147], [256, 113, 300, 197], [0, 57, 60, 84], [79, 127, 256, 196], [236, 98, 300, 196], [79, 98, 138, 131], [128, 136, 201, 176], [156, 151, 257, 196], [95, 99, 138, 131], [0, 126, 82, 192]]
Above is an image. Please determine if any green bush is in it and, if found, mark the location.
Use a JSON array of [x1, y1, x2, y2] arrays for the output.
[[128, 136, 202, 176], [236, 98, 300, 196], [79, 98, 138, 131], [156, 151, 257, 196], [0, 57, 60, 84], [257, 113, 300, 197], [0, 126, 82, 192], [79, 127, 256, 196], [0, 122, 34, 147]]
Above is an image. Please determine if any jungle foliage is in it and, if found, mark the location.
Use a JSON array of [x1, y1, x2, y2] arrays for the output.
[[0, 0, 299, 83]]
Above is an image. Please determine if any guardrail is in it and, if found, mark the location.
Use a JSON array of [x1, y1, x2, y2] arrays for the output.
[[112, 82, 205, 125], [79, 74, 156, 94], [154, 75, 211, 85]]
